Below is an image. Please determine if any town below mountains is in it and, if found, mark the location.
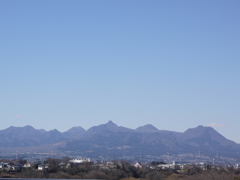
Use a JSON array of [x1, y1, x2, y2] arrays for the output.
[[0, 121, 240, 164]]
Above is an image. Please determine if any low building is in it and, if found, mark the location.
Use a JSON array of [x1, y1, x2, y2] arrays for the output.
[[157, 161, 183, 170], [134, 162, 142, 169], [0, 162, 9, 169], [38, 164, 48, 171], [11, 164, 22, 172], [99, 162, 116, 170], [69, 158, 91, 164], [23, 163, 32, 168]]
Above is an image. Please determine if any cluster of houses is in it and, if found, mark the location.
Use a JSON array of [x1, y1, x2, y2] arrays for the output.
[[0, 161, 49, 172], [0, 162, 23, 172], [0, 158, 91, 172], [1, 158, 240, 173], [0, 159, 143, 172], [148, 161, 240, 172], [148, 161, 184, 171]]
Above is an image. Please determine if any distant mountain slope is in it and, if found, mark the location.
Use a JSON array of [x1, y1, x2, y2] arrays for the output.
[[65, 122, 240, 159], [63, 126, 86, 139], [0, 122, 239, 159], [64, 130, 195, 158], [62, 122, 240, 158], [0, 125, 43, 147], [0, 125, 65, 147], [180, 125, 237, 146], [178, 125, 240, 157]]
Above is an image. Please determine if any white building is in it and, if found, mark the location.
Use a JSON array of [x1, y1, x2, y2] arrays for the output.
[[38, 164, 48, 171], [69, 158, 91, 164], [134, 162, 142, 169], [157, 161, 183, 170]]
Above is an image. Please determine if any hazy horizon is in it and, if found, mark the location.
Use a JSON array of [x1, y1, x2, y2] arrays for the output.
[[1, 121, 238, 145]]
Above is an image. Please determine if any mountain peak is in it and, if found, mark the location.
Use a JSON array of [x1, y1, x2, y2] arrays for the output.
[[107, 120, 114, 124], [63, 126, 86, 139], [86, 121, 133, 135], [136, 124, 159, 133], [105, 120, 118, 127], [184, 125, 214, 135], [65, 126, 86, 132], [23, 125, 35, 129], [183, 125, 223, 141], [180, 125, 237, 148]]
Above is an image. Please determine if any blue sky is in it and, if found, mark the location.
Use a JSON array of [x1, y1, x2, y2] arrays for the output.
[[1, 1, 240, 142]]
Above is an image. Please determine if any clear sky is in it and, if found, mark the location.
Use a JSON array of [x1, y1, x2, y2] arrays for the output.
[[1, 1, 240, 142]]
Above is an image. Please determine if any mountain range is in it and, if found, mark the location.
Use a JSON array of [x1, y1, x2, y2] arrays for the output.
[[0, 121, 239, 159]]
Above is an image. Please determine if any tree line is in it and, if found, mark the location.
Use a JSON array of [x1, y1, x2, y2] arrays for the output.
[[1, 158, 240, 180]]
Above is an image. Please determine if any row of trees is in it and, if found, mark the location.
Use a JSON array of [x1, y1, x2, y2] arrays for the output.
[[0, 160, 175, 179], [1, 158, 240, 180]]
